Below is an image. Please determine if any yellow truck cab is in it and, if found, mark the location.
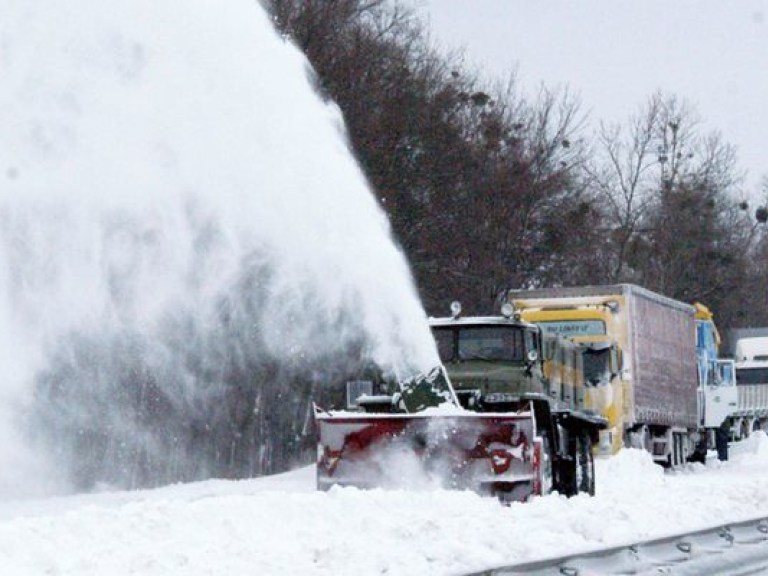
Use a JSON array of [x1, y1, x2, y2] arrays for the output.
[[511, 300, 625, 455]]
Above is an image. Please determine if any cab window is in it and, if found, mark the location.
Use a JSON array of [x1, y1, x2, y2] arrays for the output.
[[431, 325, 525, 363]]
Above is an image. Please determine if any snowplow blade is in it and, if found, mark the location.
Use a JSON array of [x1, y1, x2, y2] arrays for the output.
[[315, 407, 545, 502]]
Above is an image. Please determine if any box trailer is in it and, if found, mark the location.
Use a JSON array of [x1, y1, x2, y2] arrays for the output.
[[511, 284, 733, 464]]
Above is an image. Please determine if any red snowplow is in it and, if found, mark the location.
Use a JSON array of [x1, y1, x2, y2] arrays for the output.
[[315, 405, 548, 501], [314, 365, 553, 501]]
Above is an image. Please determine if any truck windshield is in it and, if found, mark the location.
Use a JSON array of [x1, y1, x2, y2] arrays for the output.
[[736, 367, 768, 385], [432, 326, 526, 363], [583, 348, 610, 386]]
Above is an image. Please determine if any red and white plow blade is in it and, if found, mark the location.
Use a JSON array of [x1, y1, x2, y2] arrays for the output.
[[315, 408, 544, 501]]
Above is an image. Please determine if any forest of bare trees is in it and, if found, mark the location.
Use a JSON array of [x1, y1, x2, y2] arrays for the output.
[[266, 0, 768, 331]]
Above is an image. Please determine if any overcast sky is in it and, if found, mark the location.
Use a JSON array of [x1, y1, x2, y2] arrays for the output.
[[417, 1, 768, 197]]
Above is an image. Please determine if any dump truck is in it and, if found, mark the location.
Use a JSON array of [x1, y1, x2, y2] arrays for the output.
[[314, 303, 606, 502], [511, 284, 736, 464]]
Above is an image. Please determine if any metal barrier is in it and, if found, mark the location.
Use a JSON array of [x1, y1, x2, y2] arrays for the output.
[[468, 516, 768, 575]]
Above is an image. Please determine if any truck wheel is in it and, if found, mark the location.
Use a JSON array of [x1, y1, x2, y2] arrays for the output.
[[540, 435, 554, 495], [575, 432, 595, 496], [560, 431, 595, 497]]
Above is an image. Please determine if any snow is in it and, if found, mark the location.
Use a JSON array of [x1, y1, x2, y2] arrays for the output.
[[1, 436, 768, 575], [0, 0, 438, 496]]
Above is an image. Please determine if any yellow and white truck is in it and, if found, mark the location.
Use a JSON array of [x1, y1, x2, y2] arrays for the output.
[[510, 284, 736, 464]]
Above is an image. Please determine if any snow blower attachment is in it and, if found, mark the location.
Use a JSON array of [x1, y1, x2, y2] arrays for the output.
[[314, 367, 549, 502]]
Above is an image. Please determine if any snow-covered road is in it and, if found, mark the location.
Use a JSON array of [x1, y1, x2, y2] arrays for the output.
[[2, 435, 768, 576]]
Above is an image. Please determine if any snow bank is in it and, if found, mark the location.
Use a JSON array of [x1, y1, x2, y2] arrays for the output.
[[731, 430, 768, 459], [2, 444, 768, 575]]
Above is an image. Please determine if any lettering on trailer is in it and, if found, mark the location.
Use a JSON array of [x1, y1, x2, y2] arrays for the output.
[[539, 320, 606, 336]]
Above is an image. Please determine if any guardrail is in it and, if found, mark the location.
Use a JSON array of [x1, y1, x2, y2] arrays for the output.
[[468, 516, 768, 575]]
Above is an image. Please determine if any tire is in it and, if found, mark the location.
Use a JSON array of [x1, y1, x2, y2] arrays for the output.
[[560, 430, 595, 497], [540, 435, 554, 496], [575, 432, 595, 496]]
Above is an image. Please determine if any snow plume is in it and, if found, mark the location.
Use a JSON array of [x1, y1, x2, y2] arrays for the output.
[[0, 1, 438, 497]]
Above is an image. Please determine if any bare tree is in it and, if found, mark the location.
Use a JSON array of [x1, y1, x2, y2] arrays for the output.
[[586, 93, 669, 281]]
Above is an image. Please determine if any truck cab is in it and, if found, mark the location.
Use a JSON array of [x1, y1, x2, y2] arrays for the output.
[[510, 300, 625, 456], [694, 304, 737, 431], [427, 302, 605, 497], [429, 313, 545, 411]]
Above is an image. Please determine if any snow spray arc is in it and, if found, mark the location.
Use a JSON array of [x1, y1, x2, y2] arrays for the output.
[[0, 1, 438, 496]]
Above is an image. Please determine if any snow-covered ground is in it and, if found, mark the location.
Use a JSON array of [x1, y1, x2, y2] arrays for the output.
[[2, 435, 768, 576]]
